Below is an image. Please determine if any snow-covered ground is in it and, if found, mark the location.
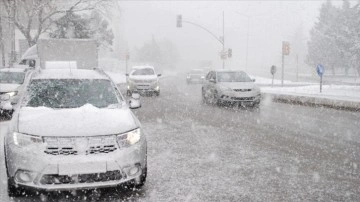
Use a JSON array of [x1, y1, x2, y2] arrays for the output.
[[262, 85, 360, 102], [252, 75, 315, 86]]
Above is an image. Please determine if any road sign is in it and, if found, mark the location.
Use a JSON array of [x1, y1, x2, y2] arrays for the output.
[[271, 65, 277, 75], [316, 64, 324, 77]]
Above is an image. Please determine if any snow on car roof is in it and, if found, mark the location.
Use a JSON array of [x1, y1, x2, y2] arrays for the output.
[[214, 69, 247, 73], [0, 68, 28, 73], [132, 65, 154, 70], [32, 69, 108, 80]]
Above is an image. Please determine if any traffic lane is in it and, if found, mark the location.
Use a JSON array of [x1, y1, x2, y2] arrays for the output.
[[134, 76, 360, 201]]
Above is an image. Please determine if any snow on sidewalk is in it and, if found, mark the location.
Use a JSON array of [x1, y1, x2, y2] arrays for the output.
[[261, 85, 360, 110], [261, 85, 360, 102]]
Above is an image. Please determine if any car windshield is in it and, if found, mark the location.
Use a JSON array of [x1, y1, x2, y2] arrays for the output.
[[25, 79, 119, 108], [131, 68, 155, 75], [0, 72, 25, 84], [217, 72, 253, 82]]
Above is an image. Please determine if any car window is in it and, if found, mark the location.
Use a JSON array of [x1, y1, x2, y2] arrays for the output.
[[131, 68, 155, 76], [25, 79, 120, 108], [217, 72, 252, 82], [0, 72, 25, 84]]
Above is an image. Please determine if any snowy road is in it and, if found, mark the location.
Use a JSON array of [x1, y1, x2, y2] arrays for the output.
[[1, 75, 360, 201]]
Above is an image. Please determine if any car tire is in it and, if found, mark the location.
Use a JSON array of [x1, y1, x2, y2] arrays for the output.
[[211, 91, 219, 105], [135, 166, 147, 188], [127, 90, 132, 96], [202, 89, 208, 104], [155, 91, 160, 96], [7, 177, 26, 198]]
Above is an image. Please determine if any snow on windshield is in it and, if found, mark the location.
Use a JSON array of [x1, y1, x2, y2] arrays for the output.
[[25, 79, 120, 108], [217, 72, 253, 82], [131, 68, 155, 76]]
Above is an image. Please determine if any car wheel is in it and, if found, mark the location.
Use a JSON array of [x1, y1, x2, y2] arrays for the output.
[[8, 177, 26, 197], [155, 91, 160, 96], [127, 90, 132, 96], [202, 89, 208, 104], [211, 91, 219, 105]]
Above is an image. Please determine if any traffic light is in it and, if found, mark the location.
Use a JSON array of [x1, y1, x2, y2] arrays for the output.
[[176, 15, 182, 28], [282, 41, 290, 55], [228, 48, 232, 58]]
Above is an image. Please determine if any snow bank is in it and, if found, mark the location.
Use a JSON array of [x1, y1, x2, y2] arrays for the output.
[[262, 85, 360, 111]]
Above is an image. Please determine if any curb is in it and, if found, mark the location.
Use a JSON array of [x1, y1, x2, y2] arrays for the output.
[[263, 93, 360, 112]]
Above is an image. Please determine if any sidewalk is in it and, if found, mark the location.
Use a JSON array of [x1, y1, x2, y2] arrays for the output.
[[254, 76, 360, 111]]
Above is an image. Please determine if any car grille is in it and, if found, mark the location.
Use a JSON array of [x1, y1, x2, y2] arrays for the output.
[[136, 84, 150, 90], [43, 136, 117, 156], [231, 97, 255, 101], [40, 170, 123, 185], [133, 79, 153, 83], [233, 89, 252, 92]]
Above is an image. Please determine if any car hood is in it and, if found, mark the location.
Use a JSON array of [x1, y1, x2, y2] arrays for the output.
[[18, 104, 138, 137], [129, 75, 157, 81], [0, 83, 21, 93], [219, 82, 256, 90]]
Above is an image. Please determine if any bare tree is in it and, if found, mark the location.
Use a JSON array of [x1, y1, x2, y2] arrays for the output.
[[1, 0, 110, 47]]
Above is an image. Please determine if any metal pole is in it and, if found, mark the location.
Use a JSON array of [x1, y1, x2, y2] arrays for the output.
[[296, 54, 299, 82], [10, 0, 16, 67], [0, 6, 6, 67], [281, 54, 284, 87], [222, 11, 225, 69], [245, 17, 249, 72], [320, 75, 322, 93]]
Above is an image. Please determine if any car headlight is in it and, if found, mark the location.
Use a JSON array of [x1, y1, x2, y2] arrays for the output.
[[13, 132, 43, 147], [219, 85, 232, 92], [116, 128, 141, 147], [6, 91, 18, 97], [201, 76, 205, 79]]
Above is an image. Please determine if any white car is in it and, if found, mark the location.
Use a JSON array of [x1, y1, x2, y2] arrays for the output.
[[186, 69, 206, 84], [0, 67, 32, 117], [126, 66, 161, 96], [202, 70, 261, 107], [4, 68, 147, 196]]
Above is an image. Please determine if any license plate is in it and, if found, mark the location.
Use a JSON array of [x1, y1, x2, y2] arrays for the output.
[[59, 162, 106, 175]]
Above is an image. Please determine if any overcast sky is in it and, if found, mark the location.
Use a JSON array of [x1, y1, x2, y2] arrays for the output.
[[112, 0, 348, 75]]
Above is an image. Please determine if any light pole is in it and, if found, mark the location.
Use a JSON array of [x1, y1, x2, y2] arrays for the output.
[[235, 12, 250, 72], [177, 12, 226, 69]]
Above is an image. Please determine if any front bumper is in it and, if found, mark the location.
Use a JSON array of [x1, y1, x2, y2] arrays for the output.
[[5, 136, 147, 191], [127, 82, 159, 93], [218, 91, 261, 105]]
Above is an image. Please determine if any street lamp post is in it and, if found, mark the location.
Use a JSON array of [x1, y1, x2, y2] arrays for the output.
[[177, 12, 226, 69], [235, 12, 250, 72]]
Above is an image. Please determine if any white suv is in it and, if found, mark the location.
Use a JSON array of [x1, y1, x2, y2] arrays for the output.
[[126, 66, 161, 96], [4, 68, 147, 197]]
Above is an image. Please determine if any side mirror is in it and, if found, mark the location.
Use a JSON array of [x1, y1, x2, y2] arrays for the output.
[[157, 74, 162, 77], [129, 93, 141, 109], [29, 60, 36, 68], [252, 79, 256, 82], [209, 78, 216, 83]]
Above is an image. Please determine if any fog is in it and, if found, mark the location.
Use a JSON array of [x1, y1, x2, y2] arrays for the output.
[[112, 1, 326, 76]]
